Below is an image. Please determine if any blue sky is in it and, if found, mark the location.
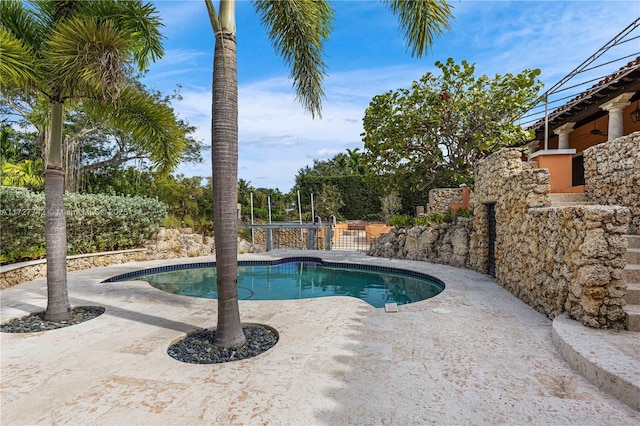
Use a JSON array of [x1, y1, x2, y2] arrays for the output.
[[143, 0, 640, 191]]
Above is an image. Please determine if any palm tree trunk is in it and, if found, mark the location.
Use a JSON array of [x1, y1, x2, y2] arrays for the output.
[[44, 101, 71, 322], [212, 29, 245, 349]]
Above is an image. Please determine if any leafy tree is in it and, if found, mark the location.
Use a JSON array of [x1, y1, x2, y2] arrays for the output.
[[1, 80, 200, 192], [0, 0, 171, 322], [315, 183, 345, 221], [82, 165, 155, 196], [237, 178, 252, 208], [294, 149, 383, 220], [204, 0, 453, 349], [362, 58, 542, 193], [345, 148, 369, 175]]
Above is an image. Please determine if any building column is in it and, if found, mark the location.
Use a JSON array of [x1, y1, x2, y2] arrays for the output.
[[553, 122, 575, 149], [600, 92, 634, 141]]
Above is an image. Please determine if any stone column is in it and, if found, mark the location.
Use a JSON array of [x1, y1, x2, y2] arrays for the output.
[[553, 122, 575, 149], [600, 92, 633, 141]]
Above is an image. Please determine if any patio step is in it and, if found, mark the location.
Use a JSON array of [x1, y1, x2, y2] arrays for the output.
[[624, 234, 640, 249], [623, 235, 640, 332], [626, 248, 640, 264], [625, 264, 640, 283], [624, 304, 640, 332], [625, 283, 640, 305]]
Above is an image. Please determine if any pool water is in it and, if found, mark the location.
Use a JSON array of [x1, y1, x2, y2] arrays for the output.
[[107, 259, 444, 308]]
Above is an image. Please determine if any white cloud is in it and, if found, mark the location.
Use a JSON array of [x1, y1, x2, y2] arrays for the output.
[[165, 0, 640, 191]]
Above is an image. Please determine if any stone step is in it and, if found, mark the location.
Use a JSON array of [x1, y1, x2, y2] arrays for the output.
[[625, 282, 640, 305], [624, 265, 640, 283], [624, 234, 640, 250], [549, 193, 589, 205], [625, 248, 640, 264], [623, 304, 640, 332]]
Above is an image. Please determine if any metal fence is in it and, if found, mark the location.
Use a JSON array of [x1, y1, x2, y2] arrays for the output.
[[240, 222, 373, 252]]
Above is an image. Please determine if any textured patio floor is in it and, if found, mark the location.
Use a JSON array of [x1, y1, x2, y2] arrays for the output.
[[1, 251, 638, 425]]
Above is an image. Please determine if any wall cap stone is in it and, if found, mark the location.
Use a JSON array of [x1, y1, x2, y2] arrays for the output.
[[0, 248, 146, 274]]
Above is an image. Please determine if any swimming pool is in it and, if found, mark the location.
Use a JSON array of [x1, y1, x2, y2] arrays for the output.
[[104, 257, 445, 308]]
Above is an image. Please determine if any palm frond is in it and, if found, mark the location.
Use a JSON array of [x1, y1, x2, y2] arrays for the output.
[[45, 16, 130, 100], [92, 0, 165, 70], [0, 0, 47, 52], [383, 0, 453, 57], [254, 0, 334, 118], [84, 85, 186, 176], [0, 27, 38, 87]]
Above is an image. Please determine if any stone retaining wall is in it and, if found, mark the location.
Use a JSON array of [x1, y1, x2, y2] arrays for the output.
[[472, 149, 629, 328], [428, 188, 463, 214], [252, 228, 308, 247], [370, 146, 631, 329], [368, 218, 474, 269], [584, 131, 640, 234], [0, 228, 257, 289]]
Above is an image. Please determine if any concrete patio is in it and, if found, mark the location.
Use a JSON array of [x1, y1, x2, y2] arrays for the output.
[[1, 251, 638, 425]]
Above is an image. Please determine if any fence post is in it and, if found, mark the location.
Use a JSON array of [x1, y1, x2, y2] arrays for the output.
[[324, 225, 333, 251], [306, 227, 316, 250], [266, 228, 273, 251]]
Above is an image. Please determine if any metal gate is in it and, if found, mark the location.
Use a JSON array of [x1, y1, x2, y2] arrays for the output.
[[486, 203, 496, 277]]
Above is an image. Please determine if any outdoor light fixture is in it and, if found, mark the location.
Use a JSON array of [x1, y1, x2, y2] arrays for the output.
[[631, 100, 640, 123]]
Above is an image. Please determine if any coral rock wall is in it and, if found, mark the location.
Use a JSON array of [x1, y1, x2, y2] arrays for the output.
[[0, 228, 257, 289], [427, 188, 464, 214], [368, 218, 474, 269], [370, 142, 633, 329], [471, 149, 629, 328], [584, 132, 640, 234]]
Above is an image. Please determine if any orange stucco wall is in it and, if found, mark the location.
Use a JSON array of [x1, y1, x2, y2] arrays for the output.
[[535, 153, 575, 193]]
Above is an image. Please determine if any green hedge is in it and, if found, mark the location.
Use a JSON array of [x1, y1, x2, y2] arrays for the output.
[[0, 188, 167, 264], [297, 175, 383, 220]]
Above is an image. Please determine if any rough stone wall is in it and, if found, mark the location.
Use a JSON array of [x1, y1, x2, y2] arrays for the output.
[[469, 148, 538, 273], [0, 228, 257, 289], [252, 228, 308, 248], [472, 149, 629, 329], [369, 147, 631, 329], [428, 188, 463, 214], [367, 218, 474, 269], [584, 131, 640, 234]]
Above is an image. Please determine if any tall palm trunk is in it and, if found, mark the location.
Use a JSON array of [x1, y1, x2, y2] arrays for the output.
[[212, 29, 246, 349], [44, 100, 71, 322]]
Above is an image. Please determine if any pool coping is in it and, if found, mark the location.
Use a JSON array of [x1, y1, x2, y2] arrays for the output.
[[1, 250, 638, 423]]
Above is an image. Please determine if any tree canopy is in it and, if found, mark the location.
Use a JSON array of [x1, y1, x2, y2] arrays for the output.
[[362, 58, 542, 192]]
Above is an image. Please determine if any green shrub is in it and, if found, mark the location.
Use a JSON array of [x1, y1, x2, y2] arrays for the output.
[[453, 207, 474, 218], [413, 216, 433, 226], [163, 214, 182, 229], [0, 188, 167, 264], [389, 214, 414, 227]]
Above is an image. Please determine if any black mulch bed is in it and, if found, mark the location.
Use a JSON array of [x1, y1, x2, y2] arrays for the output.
[[168, 325, 279, 364], [0, 306, 105, 333]]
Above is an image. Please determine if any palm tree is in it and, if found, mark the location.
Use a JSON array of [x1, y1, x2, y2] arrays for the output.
[[204, 0, 453, 349], [0, 0, 179, 322]]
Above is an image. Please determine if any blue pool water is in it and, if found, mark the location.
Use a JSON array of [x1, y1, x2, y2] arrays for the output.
[[105, 257, 444, 308]]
